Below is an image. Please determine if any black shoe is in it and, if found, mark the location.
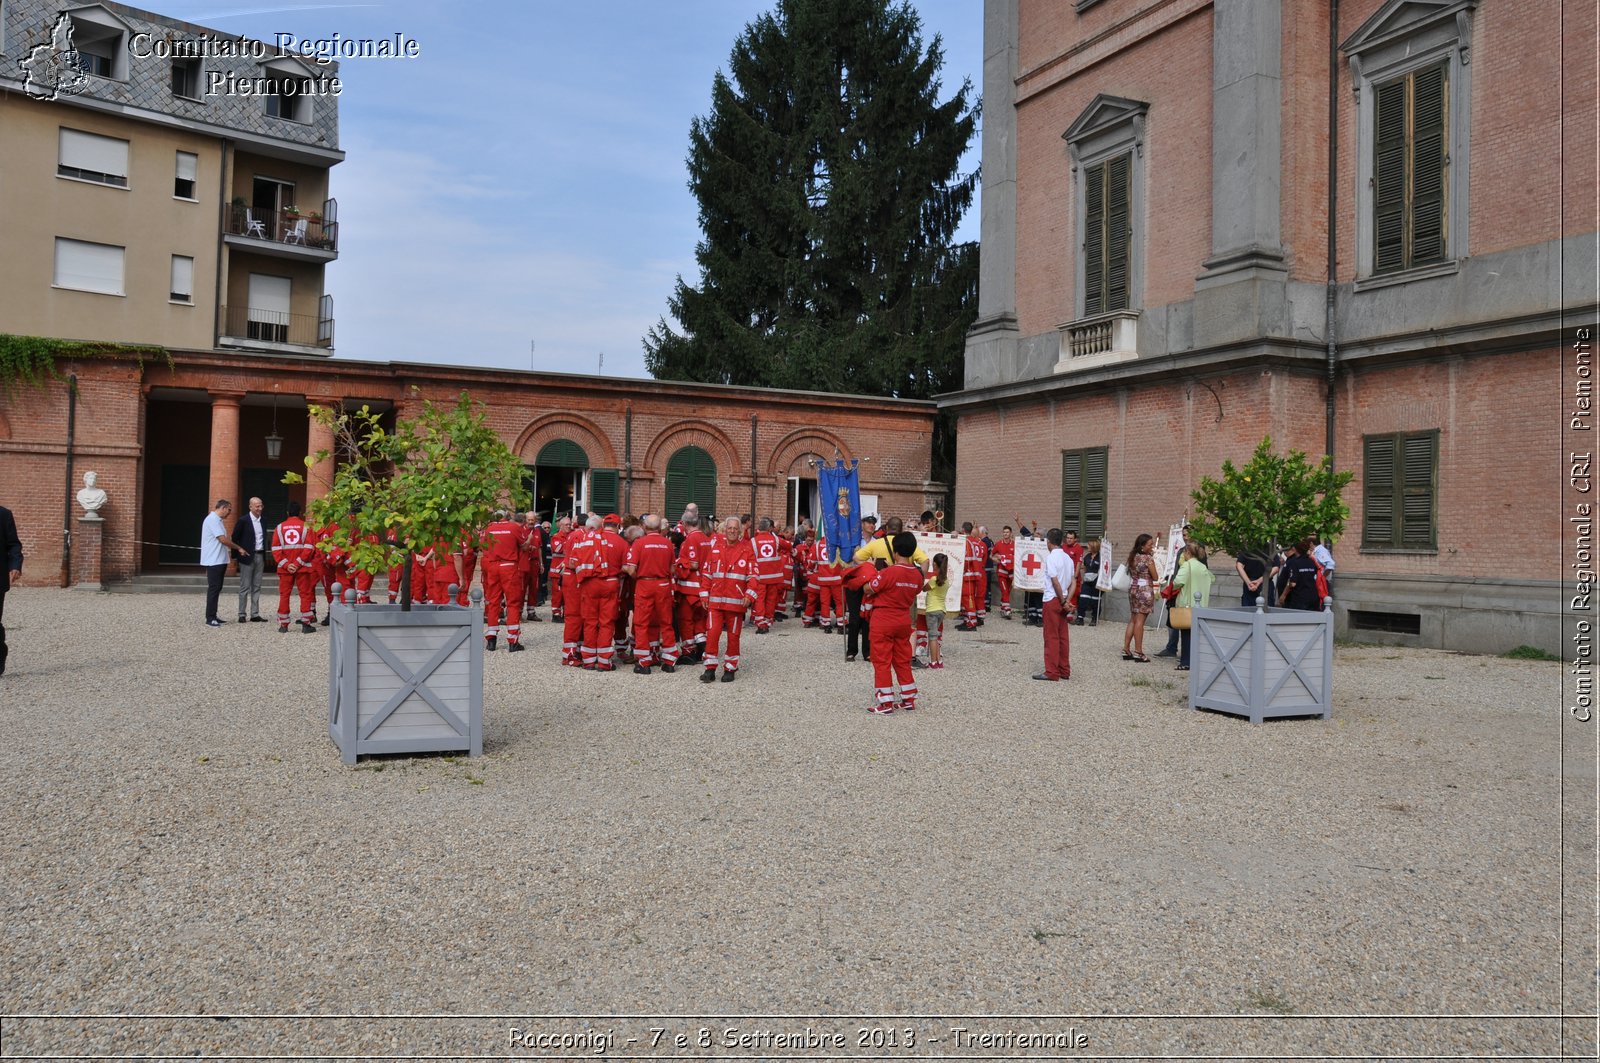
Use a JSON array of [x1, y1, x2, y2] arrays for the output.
[[206, 618, 223, 628], [279, 624, 289, 633], [486, 637, 497, 651], [634, 664, 651, 675], [320, 616, 330, 627], [250, 616, 267, 623], [1032, 673, 1058, 681], [720, 669, 736, 682], [238, 615, 247, 624], [756, 626, 769, 635], [300, 622, 317, 634], [1154, 649, 1177, 658], [910, 658, 927, 669], [527, 613, 543, 622], [551, 611, 564, 622], [846, 654, 856, 662], [699, 669, 717, 683], [660, 663, 675, 673], [507, 642, 525, 653]]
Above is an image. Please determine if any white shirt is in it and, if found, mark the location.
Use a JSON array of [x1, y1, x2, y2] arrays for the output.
[[249, 513, 264, 554], [1042, 547, 1076, 603], [200, 512, 229, 566], [1311, 542, 1334, 572]]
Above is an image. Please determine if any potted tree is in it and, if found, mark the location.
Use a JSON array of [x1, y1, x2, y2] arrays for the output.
[[288, 393, 527, 763], [1184, 436, 1351, 723]]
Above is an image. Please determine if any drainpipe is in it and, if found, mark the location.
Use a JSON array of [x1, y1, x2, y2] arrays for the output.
[[59, 374, 77, 587], [1325, 0, 1340, 462], [215, 139, 230, 347], [749, 414, 759, 519], [623, 404, 633, 515]]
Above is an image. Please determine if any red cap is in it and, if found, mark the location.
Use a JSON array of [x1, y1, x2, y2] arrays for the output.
[[603, 513, 621, 524]]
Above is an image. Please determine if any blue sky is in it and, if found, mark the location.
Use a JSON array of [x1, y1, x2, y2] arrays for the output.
[[161, 1, 984, 380]]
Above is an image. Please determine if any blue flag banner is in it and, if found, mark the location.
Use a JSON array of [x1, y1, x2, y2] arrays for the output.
[[817, 459, 862, 565]]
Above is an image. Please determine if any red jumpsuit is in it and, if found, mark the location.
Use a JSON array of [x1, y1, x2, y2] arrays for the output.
[[520, 523, 543, 618], [421, 541, 458, 605], [549, 530, 569, 619], [866, 561, 926, 712], [271, 516, 316, 628], [992, 537, 1015, 618], [960, 534, 988, 628], [810, 539, 845, 630], [455, 538, 477, 607], [559, 529, 587, 664], [749, 530, 787, 632], [569, 530, 606, 667], [597, 529, 630, 667], [674, 528, 711, 659], [479, 518, 528, 647], [699, 535, 758, 676], [801, 538, 821, 624], [627, 531, 678, 666]]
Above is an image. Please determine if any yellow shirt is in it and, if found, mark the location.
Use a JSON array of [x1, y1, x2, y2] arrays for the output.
[[922, 577, 951, 614], [853, 536, 929, 566]]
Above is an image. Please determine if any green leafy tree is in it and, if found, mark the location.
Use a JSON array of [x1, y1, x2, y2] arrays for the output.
[[286, 393, 528, 610], [1187, 436, 1353, 569], [644, 0, 978, 481]]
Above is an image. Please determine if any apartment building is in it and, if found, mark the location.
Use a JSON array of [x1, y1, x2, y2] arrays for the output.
[[943, 0, 1597, 654], [0, 0, 341, 354]]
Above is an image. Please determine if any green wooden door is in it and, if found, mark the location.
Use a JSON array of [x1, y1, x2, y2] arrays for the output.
[[664, 446, 717, 518]]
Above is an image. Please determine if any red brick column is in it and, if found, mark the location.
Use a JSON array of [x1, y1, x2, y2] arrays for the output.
[[207, 391, 244, 513], [73, 516, 105, 591], [306, 396, 338, 505]]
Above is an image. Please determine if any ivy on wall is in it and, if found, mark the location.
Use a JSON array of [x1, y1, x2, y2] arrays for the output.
[[0, 334, 171, 394]]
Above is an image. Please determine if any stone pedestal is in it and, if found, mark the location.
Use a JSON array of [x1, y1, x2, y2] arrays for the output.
[[74, 516, 105, 591]]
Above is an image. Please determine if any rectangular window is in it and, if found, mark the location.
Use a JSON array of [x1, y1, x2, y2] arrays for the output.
[[170, 255, 194, 303], [58, 128, 129, 187], [263, 78, 312, 123], [1060, 446, 1109, 539], [1083, 154, 1130, 315], [172, 58, 201, 99], [174, 151, 198, 199], [1362, 430, 1438, 550], [1373, 60, 1448, 275], [53, 238, 124, 295], [588, 469, 620, 515], [247, 273, 291, 343]]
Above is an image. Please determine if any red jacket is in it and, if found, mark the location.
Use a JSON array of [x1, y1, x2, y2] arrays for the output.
[[271, 517, 315, 573], [597, 529, 629, 578], [810, 540, 845, 586], [675, 528, 712, 595], [750, 530, 788, 584], [866, 561, 926, 622], [626, 531, 675, 580], [992, 538, 1015, 575], [700, 536, 758, 612], [479, 518, 527, 566], [963, 535, 988, 582]]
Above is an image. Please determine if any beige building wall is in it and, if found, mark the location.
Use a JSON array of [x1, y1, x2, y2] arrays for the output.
[[0, 92, 221, 349]]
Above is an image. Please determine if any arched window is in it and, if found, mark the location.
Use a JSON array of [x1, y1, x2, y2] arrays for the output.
[[530, 439, 590, 519], [664, 446, 717, 518]]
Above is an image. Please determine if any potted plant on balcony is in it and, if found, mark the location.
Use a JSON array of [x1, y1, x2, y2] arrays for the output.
[[1184, 436, 1352, 723], [287, 393, 528, 763]]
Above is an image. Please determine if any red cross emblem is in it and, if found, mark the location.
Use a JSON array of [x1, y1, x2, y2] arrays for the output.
[[1020, 554, 1042, 577]]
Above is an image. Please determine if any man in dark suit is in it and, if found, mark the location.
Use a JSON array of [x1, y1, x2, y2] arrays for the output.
[[232, 496, 268, 622], [0, 504, 23, 677]]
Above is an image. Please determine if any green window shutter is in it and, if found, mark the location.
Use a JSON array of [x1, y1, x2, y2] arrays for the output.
[[1373, 78, 1407, 275], [1363, 436, 1396, 546], [1399, 431, 1438, 547], [665, 446, 717, 517], [1105, 154, 1130, 312], [1061, 450, 1083, 532], [1410, 62, 1448, 265], [1084, 160, 1106, 315], [589, 469, 619, 514], [535, 438, 590, 469], [1083, 447, 1108, 538]]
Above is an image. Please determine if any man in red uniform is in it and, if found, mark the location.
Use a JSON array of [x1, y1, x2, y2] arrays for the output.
[[864, 532, 926, 713], [594, 515, 630, 669], [623, 513, 678, 673], [270, 501, 317, 634], [674, 513, 711, 664], [570, 515, 608, 668], [1062, 529, 1086, 612], [479, 510, 528, 652], [419, 539, 459, 605], [992, 525, 1016, 619], [558, 517, 589, 665], [698, 517, 758, 683], [350, 531, 381, 604], [749, 517, 787, 634], [549, 516, 572, 622], [810, 536, 845, 632], [454, 530, 477, 608], [798, 526, 821, 626], [957, 522, 988, 631], [521, 511, 545, 622]]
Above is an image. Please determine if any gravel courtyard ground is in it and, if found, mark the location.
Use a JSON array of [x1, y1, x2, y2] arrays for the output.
[[0, 586, 1592, 1060]]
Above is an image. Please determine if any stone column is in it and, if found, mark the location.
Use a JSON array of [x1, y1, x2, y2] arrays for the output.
[[73, 515, 105, 591], [207, 391, 243, 514], [306, 397, 337, 505], [963, 0, 1022, 389]]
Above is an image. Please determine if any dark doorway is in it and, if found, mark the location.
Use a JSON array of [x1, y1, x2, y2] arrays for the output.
[[158, 464, 209, 565]]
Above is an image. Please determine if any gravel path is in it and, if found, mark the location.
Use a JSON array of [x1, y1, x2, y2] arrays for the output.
[[0, 587, 1591, 1060]]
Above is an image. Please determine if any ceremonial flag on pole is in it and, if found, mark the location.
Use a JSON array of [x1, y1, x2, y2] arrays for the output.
[[817, 459, 862, 565], [1014, 536, 1050, 592]]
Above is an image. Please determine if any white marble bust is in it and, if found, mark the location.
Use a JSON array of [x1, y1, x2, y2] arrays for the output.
[[76, 470, 108, 517]]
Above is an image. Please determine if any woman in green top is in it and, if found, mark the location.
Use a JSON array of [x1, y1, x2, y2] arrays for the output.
[[1172, 541, 1215, 671]]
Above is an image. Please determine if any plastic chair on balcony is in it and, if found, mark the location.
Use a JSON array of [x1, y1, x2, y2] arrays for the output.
[[244, 209, 267, 238], [283, 218, 307, 245]]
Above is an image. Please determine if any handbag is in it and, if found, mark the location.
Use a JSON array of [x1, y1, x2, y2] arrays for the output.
[[1169, 606, 1192, 630], [1110, 563, 1131, 591]]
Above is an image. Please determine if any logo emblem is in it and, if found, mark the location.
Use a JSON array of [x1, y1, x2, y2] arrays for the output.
[[22, 14, 92, 101]]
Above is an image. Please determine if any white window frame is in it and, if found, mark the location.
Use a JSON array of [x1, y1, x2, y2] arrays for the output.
[[66, 8, 130, 81], [53, 238, 125, 296], [174, 151, 198, 200], [261, 58, 317, 125], [58, 127, 129, 188], [170, 255, 194, 304], [1345, 0, 1474, 289]]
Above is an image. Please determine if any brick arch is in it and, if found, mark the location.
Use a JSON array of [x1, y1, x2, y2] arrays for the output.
[[513, 412, 618, 469], [767, 427, 853, 478], [640, 419, 742, 480]]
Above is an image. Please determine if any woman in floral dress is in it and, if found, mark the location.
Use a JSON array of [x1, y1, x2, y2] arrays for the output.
[[1121, 533, 1158, 662]]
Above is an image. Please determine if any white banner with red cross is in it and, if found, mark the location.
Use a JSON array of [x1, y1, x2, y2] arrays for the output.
[[1013, 537, 1050, 592]]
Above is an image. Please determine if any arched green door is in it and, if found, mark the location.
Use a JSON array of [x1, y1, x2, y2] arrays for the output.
[[664, 446, 716, 518], [532, 439, 589, 519]]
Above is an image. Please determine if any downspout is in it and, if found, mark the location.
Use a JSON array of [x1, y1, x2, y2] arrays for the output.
[[749, 414, 758, 519], [1325, 0, 1341, 461], [59, 374, 77, 587], [215, 139, 230, 347], [623, 403, 633, 515]]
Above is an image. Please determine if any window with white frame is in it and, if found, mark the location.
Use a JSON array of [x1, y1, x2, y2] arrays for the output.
[[174, 151, 198, 199], [58, 128, 128, 187], [54, 238, 124, 295], [172, 57, 202, 99], [261, 59, 316, 124], [1062, 95, 1147, 320], [1344, 0, 1473, 285], [170, 255, 194, 303], [67, 8, 129, 80]]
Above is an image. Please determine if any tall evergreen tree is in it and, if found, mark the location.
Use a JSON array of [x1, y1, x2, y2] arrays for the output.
[[645, 0, 979, 411]]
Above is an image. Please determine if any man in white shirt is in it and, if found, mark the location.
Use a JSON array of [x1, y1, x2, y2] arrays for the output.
[[201, 499, 246, 628], [1310, 534, 1335, 597], [233, 497, 268, 623], [1034, 527, 1076, 681]]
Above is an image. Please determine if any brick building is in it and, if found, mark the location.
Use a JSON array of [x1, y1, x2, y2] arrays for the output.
[[943, 0, 1596, 653]]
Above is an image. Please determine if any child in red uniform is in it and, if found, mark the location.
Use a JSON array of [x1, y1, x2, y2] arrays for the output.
[[863, 532, 926, 714]]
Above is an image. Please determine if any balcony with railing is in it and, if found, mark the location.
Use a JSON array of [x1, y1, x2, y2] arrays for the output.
[[219, 298, 335, 355], [1054, 308, 1141, 373], [223, 201, 339, 261]]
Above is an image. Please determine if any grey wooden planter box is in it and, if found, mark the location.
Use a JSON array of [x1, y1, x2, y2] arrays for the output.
[[1189, 602, 1334, 724], [327, 601, 483, 764]]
